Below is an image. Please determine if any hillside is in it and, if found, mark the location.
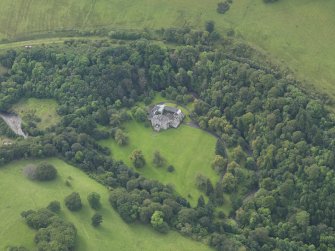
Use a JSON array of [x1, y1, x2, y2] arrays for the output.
[[0, 0, 334, 101], [0, 158, 213, 251], [0, 4, 334, 249]]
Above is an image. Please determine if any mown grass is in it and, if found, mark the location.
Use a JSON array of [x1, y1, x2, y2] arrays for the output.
[[100, 121, 218, 206], [11, 98, 60, 130], [0, 158, 213, 251]]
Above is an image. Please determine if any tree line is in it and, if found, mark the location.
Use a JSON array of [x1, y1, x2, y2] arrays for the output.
[[0, 26, 334, 250]]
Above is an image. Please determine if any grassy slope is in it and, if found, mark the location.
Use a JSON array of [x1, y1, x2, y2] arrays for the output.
[[11, 98, 60, 130], [0, 36, 106, 51], [1, 0, 334, 101], [100, 121, 218, 206], [0, 0, 217, 40], [222, 0, 335, 100], [0, 158, 213, 251]]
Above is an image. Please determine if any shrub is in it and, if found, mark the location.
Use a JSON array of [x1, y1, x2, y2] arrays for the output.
[[23, 164, 37, 180], [64, 192, 82, 211], [205, 21, 215, 33], [195, 174, 208, 192], [21, 208, 54, 229], [129, 149, 146, 168], [21, 207, 77, 251], [153, 150, 165, 167], [91, 213, 103, 227], [87, 192, 101, 210], [65, 179, 72, 187], [167, 165, 175, 172], [114, 129, 129, 146], [34, 163, 57, 181], [47, 200, 61, 213], [217, 1, 230, 14]]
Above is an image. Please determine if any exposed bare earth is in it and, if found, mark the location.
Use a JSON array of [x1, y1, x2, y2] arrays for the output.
[[0, 112, 27, 138]]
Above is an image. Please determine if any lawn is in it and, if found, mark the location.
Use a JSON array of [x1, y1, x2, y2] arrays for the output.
[[0, 158, 213, 251], [100, 121, 218, 206], [10, 98, 60, 130]]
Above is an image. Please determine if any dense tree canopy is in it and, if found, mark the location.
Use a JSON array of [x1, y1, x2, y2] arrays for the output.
[[21, 208, 76, 251], [0, 28, 334, 250]]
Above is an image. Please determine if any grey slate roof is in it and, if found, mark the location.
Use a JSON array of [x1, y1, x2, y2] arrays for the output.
[[148, 104, 185, 131], [163, 106, 179, 114]]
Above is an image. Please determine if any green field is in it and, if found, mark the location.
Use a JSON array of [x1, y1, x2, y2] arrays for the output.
[[222, 0, 335, 102], [11, 98, 60, 130], [0, 158, 213, 251], [0, 0, 334, 102], [100, 121, 218, 206]]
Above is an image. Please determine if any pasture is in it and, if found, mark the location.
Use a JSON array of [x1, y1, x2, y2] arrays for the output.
[[100, 121, 218, 206], [222, 0, 335, 102], [11, 98, 60, 130], [0, 158, 213, 251], [0, 0, 333, 101]]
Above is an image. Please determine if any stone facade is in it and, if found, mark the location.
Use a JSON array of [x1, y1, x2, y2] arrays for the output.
[[148, 104, 184, 131]]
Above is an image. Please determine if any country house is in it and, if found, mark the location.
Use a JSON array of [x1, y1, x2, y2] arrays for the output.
[[148, 104, 184, 131]]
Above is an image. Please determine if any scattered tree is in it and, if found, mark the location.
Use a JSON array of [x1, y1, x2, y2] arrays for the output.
[[35, 162, 57, 181], [153, 150, 165, 167], [217, 1, 230, 14], [196, 174, 208, 192], [114, 128, 129, 146], [167, 165, 175, 172], [91, 213, 103, 227], [47, 200, 61, 213], [205, 21, 215, 33], [87, 192, 101, 210], [129, 149, 146, 168], [65, 192, 82, 211]]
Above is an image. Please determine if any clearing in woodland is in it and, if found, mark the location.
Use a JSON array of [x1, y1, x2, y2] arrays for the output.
[[100, 121, 218, 206]]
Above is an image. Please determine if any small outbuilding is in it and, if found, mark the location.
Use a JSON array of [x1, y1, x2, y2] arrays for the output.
[[148, 104, 184, 131]]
